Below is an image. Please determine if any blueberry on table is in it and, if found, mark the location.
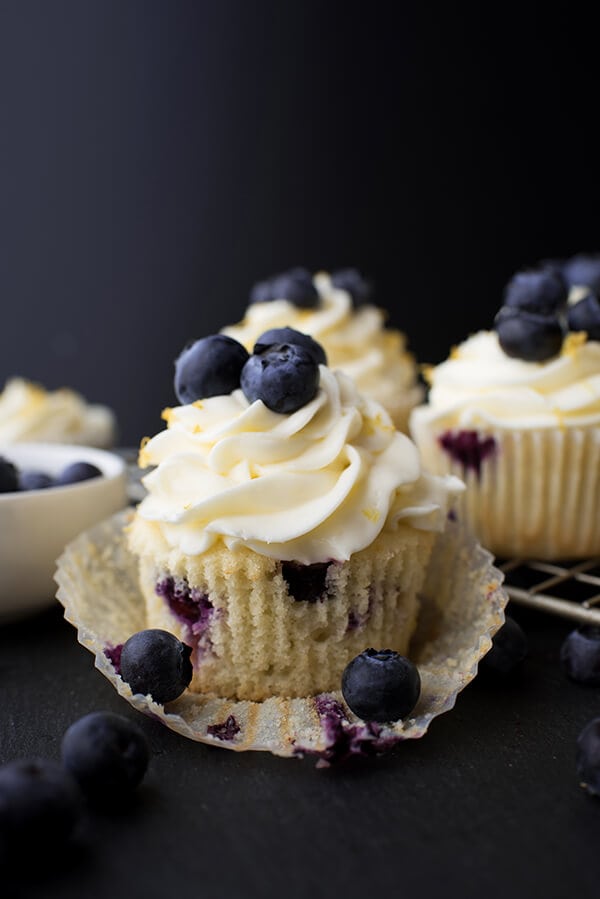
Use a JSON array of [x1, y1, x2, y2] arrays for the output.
[[577, 718, 600, 797], [560, 626, 600, 685], [241, 343, 320, 414], [174, 334, 249, 405], [55, 461, 102, 486], [254, 327, 327, 366], [120, 629, 193, 705], [250, 267, 319, 308], [494, 306, 564, 362], [567, 294, 600, 341], [0, 456, 19, 493], [503, 268, 568, 314], [19, 469, 53, 491], [563, 253, 600, 294], [0, 759, 82, 852], [61, 711, 149, 799], [479, 616, 528, 678], [331, 268, 373, 305], [341, 648, 421, 723]]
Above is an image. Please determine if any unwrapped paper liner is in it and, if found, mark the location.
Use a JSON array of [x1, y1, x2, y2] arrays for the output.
[[55, 510, 507, 764]]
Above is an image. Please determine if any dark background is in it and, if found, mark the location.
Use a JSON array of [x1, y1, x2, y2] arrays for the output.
[[1, 2, 599, 444]]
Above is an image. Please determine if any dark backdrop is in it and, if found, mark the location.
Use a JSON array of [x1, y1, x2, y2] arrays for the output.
[[1, 2, 599, 444]]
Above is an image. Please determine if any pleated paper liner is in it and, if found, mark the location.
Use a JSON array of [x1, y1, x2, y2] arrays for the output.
[[55, 510, 507, 764]]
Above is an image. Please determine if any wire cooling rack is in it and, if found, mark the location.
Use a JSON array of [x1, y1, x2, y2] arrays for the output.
[[499, 558, 600, 625]]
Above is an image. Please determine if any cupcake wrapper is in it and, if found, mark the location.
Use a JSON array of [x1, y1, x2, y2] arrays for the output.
[[412, 421, 600, 559], [55, 510, 507, 763]]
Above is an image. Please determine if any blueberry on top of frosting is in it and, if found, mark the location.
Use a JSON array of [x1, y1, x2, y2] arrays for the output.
[[241, 342, 320, 414], [254, 327, 327, 366], [174, 334, 249, 405], [249, 267, 319, 308], [563, 253, 600, 294], [503, 267, 568, 315], [494, 306, 564, 362], [567, 293, 600, 341], [331, 268, 373, 306]]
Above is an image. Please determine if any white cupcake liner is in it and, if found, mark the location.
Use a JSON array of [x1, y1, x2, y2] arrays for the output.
[[55, 510, 507, 765], [412, 421, 600, 559]]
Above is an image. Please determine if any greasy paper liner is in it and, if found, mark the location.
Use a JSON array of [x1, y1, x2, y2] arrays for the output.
[[55, 510, 507, 763], [412, 421, 600, 559]]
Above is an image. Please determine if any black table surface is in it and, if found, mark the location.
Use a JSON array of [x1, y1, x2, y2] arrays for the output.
[[2, 592, 600, 899]]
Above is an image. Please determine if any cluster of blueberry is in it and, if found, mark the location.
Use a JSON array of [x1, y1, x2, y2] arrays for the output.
[[174, 327, 327, 415], [0, 457, 102, 495], [561, 625, 600, 796], [494, 253, 600, 362], [249, 266, 372, 308]]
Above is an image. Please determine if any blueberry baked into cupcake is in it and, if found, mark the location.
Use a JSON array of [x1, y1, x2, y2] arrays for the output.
[[410, 264, 600, 559], [128, 330, 461, 701], [221, 267, 423, 433]]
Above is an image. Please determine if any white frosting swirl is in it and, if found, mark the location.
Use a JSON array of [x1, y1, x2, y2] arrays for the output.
[[222, 272, 422, 426], [0, 378, 116, 447], [412, 330, 600, 430], [137, 368, 460, 563]]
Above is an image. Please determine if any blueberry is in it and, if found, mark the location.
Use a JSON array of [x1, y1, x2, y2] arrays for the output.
[[241, 343, 320, 414], [341, 648, 421, 723], [254, 327, 327, 366], [250, 267, 319, 309], [503, 268, 568, 314], [563, 253, 600, 294], [567, 294, 600, 341], [560, 626, 600, 685], [331, 268, 373, 305], [494, 306, 564, 362], [0, 759, 82, 852], [174, 334, 249, 405], [55, 461, 102, 486], [479, 616, 528, 677], [19, 469, 53, 491], [120, 629, 193, 704], [0, 456, 19, 494], [577, 718, 600, 797], [61, 711, 149, 799]]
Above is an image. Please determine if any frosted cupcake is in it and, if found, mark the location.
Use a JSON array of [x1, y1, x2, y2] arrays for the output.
[[221, 267, 423, 433], [0, 378, 116, 448], [410, 265, 600, 559], [128, 330, 461, 701]]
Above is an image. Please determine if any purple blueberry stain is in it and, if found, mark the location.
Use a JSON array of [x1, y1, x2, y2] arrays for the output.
[[281, 561, 333, 603], [346, 586, 377, 633], [207, 715, 241, 742], [155, 576, 214, 657], [438, 429, 496, 479], [103, 643, 123, 676]]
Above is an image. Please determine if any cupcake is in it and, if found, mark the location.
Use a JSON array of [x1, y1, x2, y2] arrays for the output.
[[410, 265, 600, 559], [128, 331, 461, 701], [221, 267, 423, 433], [0, 378, 116, 448]]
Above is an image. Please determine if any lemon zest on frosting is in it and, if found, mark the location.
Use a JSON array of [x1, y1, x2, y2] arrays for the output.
[[161, 407, 174, 424], [562, 331, 587, 356], [138, 436, 151, 467], [362, 507, 380, 523], [192, 400, 204, 410]]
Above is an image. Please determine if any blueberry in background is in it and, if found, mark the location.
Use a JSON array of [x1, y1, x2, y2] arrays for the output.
[[494, 306, 564, 362], [61, 711, 149, 800], [120, 629, 193, 705], [0, 456, 19, 494], [560, 626, 600, 685], [241, 342, 320, 414], [174, 334, 249, 405], [567, 294, 600, 341], [577, 718, 600, 797], [563, 253, 600, 295], [331, 268, 373, 306], [19, 469, 54, 491], [0, 758, 82, 854], [341, 648, 421, 723], [479, 615, 528, 678], [503, 267, 568, 315], [254, 327, 327, 366], [55, 461, 103, 487], [250, 267, 319, 309]]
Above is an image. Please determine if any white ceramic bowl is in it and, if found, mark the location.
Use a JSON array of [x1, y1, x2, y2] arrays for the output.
[[0, 443, 127, 621]]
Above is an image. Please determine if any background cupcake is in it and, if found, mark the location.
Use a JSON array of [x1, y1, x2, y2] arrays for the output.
[[222, 267, 423, 433], [410, 265, 600, 559], [129, 331, 460, 701]]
